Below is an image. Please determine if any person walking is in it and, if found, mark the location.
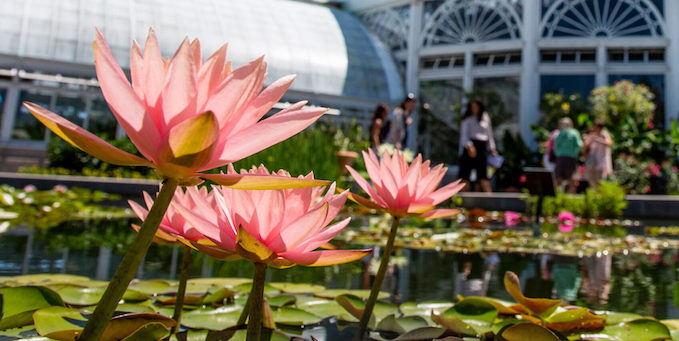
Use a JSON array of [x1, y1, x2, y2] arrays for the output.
[[369, 103, 390, 151], [554, 117, 583, 193], [583, 119, 613, 188], [458, 99, 497, 192], [386, 93, 415, 150]]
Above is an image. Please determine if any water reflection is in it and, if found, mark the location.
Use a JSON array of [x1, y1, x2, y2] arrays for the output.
[[2, 220, 679, 319]]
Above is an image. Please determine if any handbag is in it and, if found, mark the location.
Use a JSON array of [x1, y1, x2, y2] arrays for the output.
[[487, 154, 504, 169]]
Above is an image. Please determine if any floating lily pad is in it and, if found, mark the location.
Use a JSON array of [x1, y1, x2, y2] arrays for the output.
[[399, 301, 454, 317], [296, 297, 356, 322], [546, 308, 605, 332], [376, 314, 429, 334], [129, 280, 174, 295], [315, 289, 389, 300], [51, 285, 149, 306], [0, 286, 64, 330], [269, 282, 325, 294], [180, 306, 242, 330], [500, 322, 560, 341], [267, 295, 297, 308], [272, 306, 322, 325], [33, 306, 87, 340], [600, 318, 671, 341], [233, 282, 280, 297]]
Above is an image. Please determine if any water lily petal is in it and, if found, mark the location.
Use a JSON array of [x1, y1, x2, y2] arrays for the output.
[[23, 102, 152, 167], [279, 249, 371, 267], [418, 209, 461, 220], [94, 28, 162, 161], [217, 106, 327, 164], [201, 173, 330, 190]]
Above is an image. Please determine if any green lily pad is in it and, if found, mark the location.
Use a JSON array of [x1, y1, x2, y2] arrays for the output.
[[33, 306, 87, 340], [116, 303, 156, 314], [272, 306, 322, 325], [269, 282, 325, 294], [315, 289, 389, 300], [500, 322, 560, 341], [180, 306, 242, 330], [391, 326, 447, 341], [229, 329, 290, 341], [186, 278, 251, 288], [334, 294, 399, 324], [267, 295, 297, 308], [129, 280, 174, 295], [50, 285, 149, 306], [101, 313, 175, 341], [200, 287, 236, 305], [439, 297, 498, 334], [603, 311, 645, 325], [431, 312, 477, 336], [232, 282, 280, 297], [6, 274, 90, 286], [296, 297, 357, 322], [120, 322, 171, 341], [0, 286, 64, 330], [600, 318, 671, 341], [399, 301, 454, 317], [0, 325, 40, 339], [376, 314, 429, 334]]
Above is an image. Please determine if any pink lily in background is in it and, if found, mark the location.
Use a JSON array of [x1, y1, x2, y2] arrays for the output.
[[346, 149, 464, 219], [346, 149, 464, 340], [558, 211, 576, 233], [505, 211, 522, 227], [23, 28, 327, 188]]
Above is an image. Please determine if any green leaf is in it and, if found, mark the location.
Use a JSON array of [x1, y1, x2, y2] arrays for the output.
[[296, 297, 356, 322], [33, 306, 87, 340], [601, 318, 671, 341], [115, 303, 156, 314], [120, 322, 171, 341], [603, 312, 645, 325], [267, 295, 296, 308], [0, 286, 64, 330], [500, 322, 560, 341], [392, 326, 447, 341], [50, 285, 148, 306], [431, 312, 477, 336], [315, 289, 389, 300], [438, 297, 498, 334], [129, 280, 174, 295], [399, 301, 454, 317], [268, 282, 325, 294], [232, 282, 280, 297], [101, 313, 175, 341], [228, 329, 289, 341], [376, 314, 429, 334], [199, 287, 236, 305], [180, 306, 242, 330], [272, 306, 322, 326]]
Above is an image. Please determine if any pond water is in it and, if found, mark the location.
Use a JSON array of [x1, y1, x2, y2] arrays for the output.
[[2, 218, 679, 321]]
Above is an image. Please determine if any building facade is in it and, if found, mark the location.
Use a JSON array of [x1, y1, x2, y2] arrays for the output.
[[0, 0, 403, 169], [349, 0, 677, 161]]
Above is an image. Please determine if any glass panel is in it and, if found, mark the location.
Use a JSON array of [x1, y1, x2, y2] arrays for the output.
[[608, 74, 665, 129], [418, 79, 464, 165], [540, 75, 595, 98], [473, 77, 521, 149], [13, 90, 51, 141], [87, 98, 118, 139], [0, 89, 7, 128], [54, 94, 86, 127]]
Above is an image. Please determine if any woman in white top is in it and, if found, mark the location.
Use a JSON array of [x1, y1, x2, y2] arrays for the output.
[[458, 99, 497, 192]]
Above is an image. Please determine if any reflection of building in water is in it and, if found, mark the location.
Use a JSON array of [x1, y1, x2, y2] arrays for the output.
[[346, 0, 676, 164]]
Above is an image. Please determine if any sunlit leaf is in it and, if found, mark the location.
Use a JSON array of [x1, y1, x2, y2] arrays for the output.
[[504, 271, 561, 317], [0, 286, 64, 330], [546, 308, 605, 332], [500, 322, 560, 341], [272, 306, 322, 325]]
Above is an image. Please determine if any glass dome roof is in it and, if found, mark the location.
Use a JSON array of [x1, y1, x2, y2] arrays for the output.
[[0, 0, 403, 101]]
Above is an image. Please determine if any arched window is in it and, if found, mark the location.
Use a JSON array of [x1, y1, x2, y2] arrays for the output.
[[540, 0, 665, 38], [422, 0, 522, 47]]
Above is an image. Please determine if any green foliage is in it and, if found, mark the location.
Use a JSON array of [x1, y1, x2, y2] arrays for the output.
[[23, 136, 157, 179], [590, 80, 655, 129], [524, 181, 627, 219], [0, 184, 123, 230], [222, 122, 343, 181]]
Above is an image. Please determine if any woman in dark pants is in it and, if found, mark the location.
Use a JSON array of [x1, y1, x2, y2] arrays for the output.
[[458, 99, 497, 192]]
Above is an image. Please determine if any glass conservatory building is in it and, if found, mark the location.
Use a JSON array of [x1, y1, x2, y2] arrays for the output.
[[349, 0, 678, 160], [0, 0, 404, 169]]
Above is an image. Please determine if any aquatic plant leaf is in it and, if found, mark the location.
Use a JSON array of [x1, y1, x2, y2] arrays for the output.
[[180, 306, 242, 330], [376, 314, 429, 334], [268, 282, 325, 294], [500, 322, 560, 341], [603, 311, 645, 325], [33, 306, 87, 340], [272, 306, 322, 325], [296, 297, 356, 322], [129, 280, 174, 295], [399, 301, 454, 317], [267, 295, 296, 308], [461, 296, 519, 315], [504, 271, 561, 317], [315, 289, 389, 300], [597, 318, 671, 341], [392, 326, 448, 341], [120, 322, 170, 341], [546, 308, 605, 332], [0, 286, 64, 330], [431, 312, 477, 336]]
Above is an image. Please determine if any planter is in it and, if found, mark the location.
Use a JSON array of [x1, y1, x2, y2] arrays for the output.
[[336, 150, 358, 175]]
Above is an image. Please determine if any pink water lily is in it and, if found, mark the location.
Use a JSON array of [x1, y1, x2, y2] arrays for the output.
[[505, 211, 522, 227], [23, 28, 326, 188], [346, 149, 464, 218], [133, 165, 370, 267], [558, 211, 575, 233]]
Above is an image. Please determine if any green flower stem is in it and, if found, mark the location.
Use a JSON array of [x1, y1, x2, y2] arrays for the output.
[[354, 216, 400, 341], [170, 245, 192, 335], [79, 177, 180, 341], [246, 262, 267, 341], [237, 288, 253, 325]]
